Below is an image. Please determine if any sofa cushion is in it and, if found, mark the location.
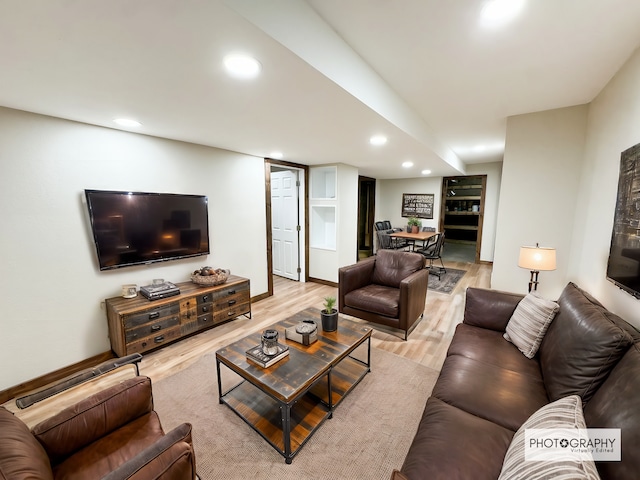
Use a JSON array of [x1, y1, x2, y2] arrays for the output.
[[463, 287, 524, 332], [343, 284, 399, 317], [447, 324, 543, 378], [583, 343, 640, 480], [498, 395, 600, 480], [0, 407, 53, 480], [401, 397, 514, 480], [504, 292, 559, 358], [538, 283, 634, 403], [432, 354, 548, 432], [371, 250, 424, 288]]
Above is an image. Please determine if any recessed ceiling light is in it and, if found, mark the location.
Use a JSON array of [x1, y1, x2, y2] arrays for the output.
[[223, 53, 262, 79], [270, 151, 283, 159], [421, 169, 432, 175], [480, 0, 525, 27], [113, 118, 141, 127], [402, 161, 414, 168], [369, 135, 387, 146]]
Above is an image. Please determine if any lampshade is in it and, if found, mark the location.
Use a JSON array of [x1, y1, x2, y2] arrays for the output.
[[518, 245, 556, 271]]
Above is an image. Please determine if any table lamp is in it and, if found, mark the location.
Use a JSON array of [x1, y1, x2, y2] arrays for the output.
[[518, 243, 556, 292]]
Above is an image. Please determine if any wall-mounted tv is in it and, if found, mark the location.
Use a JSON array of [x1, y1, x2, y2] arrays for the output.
[[85, 189, 210, 271], [606, 143, 640, 299]]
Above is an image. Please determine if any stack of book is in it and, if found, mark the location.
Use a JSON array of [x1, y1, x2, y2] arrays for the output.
[[246, 343, 289, 368]]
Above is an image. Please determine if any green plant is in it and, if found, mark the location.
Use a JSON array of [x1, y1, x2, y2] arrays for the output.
[[407, 217, 421, 227], [323, 296, 336, 313]]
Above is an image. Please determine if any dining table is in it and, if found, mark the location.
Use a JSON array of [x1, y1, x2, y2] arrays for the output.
[[390, 230, 439, 251]]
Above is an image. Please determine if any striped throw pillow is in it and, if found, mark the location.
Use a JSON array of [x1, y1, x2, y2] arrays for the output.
[[498, 395, 600, 480], [504, 292, 559, 358]]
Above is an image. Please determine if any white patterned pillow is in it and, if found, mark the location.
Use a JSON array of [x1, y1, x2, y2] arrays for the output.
[[504, 292, 559, 358], [498, 395, 600, 480]]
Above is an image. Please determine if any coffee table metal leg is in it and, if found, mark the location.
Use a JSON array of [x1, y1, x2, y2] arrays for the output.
[[281, 404, 292, 464], [327, 369, 333, 418], [216, 359, 223, 404]]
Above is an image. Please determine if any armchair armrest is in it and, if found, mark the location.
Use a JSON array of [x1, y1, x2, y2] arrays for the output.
[[101, 423, 196, 480], [338, 257, 376, 311], [463, 287, 524, 332], [32, 376, 154, 464], [399, 268, 429, 330]]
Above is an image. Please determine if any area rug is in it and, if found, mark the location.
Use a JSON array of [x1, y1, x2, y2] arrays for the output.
[[428, 268, 466, 294], [152, 347, 439, 480]]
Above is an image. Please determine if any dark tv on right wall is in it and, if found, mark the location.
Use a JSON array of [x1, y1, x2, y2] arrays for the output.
[[606, 142, 640, 299]]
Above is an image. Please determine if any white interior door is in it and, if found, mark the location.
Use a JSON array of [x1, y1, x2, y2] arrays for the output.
[[271, 169, 300, 280]]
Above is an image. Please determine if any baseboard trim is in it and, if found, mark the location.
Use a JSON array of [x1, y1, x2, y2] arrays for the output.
[[309, 277, 338, 288], [0, 351, 115, 405]]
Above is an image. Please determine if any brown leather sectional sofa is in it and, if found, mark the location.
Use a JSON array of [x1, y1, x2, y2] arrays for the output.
[[394, 282, 640, 480], [0, 376, 196, 479]]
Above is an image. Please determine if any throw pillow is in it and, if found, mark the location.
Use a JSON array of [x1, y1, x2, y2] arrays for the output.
[[498, 395, 600, 480], [504, 292, 559, 358]]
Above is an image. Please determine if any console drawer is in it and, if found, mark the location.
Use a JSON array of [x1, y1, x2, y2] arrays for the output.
[[126, 326, 182, 354], [125, 315, 180, 342], [124, 304, 180, 329]]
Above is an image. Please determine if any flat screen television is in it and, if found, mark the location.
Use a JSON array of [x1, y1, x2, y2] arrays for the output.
[[85, 189, 210, 271], [606, 142, 640, 299]]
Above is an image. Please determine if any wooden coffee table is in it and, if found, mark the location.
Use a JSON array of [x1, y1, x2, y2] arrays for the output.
[[215, 308, 372, 463]]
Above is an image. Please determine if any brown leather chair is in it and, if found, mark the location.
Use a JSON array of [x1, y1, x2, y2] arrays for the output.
[[0, 375, 196, 479], [338, 249, 429, 340]]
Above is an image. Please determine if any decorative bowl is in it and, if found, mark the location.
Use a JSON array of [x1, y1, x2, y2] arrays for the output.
[[191, 269, 230, 286]]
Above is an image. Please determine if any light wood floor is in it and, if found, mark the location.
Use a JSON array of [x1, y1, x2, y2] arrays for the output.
[[139, 260, 492, 382]]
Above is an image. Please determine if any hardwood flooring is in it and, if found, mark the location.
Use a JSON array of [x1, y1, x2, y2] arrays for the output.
[[138, 260, 492, 382]]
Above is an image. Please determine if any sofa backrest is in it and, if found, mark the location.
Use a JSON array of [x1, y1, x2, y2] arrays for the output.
[[538, 282, 635, 404], [0, 407, 53, 480], [31, 376, 154, 465], [372, 249, 425, 288], [583, 343, 640, 480]]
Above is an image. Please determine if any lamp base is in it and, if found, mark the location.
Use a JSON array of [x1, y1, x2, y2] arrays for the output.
[[528, 270, 540, 293]]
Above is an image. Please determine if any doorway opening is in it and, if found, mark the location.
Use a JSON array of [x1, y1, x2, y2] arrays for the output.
[[357, 176, 376, 259], [265, 159, 308, 297], [439, 175, 486, 264]]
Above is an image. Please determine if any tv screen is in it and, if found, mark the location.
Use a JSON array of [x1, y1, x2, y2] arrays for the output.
[[85, 189, 210, 271], [606, 142, 640, 299]]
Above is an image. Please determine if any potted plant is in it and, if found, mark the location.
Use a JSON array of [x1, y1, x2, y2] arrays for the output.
[[407, 217, 421, 233], [321, 296, 338, 332]]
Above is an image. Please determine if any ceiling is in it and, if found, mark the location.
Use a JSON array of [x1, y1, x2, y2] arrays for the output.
[[1, 0, 640, 179]]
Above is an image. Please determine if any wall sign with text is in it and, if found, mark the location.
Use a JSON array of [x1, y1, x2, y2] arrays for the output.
[[402, 193, 434, 219]]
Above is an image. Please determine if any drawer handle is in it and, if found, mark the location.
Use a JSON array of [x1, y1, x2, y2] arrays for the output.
[[227, 311, 235, 317], [202, 295, 209, 302], [228, 300, 236, 306], [149, 312, 160, 320], [151, 324, 162, 331], [154, 335, 165, 344], [227, 290, 236, 295], [202, 306, 209, 312]]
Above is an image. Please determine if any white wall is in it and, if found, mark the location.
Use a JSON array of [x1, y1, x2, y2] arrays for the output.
[[569, 47, 640, 328], [492, 44, 640, 329], [308, 163, 359, 283], [0, 107, 268, 390], [376, 164, 502, 263], [492, 105, 588, 298], [377, 176, 442, 236]]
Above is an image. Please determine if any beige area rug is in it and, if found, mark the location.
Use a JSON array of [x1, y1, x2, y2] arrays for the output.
[[153, 347, 439, 480]]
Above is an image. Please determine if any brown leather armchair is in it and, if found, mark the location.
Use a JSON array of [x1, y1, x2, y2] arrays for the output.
[[0, 375, 196, 479], [338, 249, 428, 340]]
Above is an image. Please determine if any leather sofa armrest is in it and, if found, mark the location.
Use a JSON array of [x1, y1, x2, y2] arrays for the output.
[[399, 268, 429, 328], [390, 469, 410, 480], [338, 257, 376, 310], [463, 287, 524, 332], [101, 423, 196, 480]]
